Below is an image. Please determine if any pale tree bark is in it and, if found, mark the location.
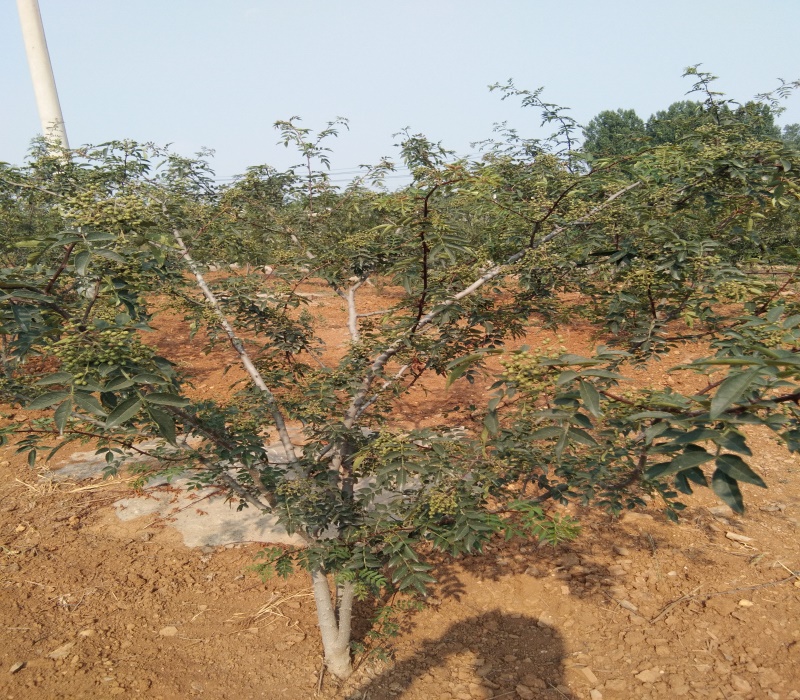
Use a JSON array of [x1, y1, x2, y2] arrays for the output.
[[334, 275, 368, 343], [171, 229, 300, 466], [311, 568, 356, 679]]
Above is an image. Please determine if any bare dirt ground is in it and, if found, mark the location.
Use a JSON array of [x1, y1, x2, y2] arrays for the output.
[[2, 281, 800, 700]]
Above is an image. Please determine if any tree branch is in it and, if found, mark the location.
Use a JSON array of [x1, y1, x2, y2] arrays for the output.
[[170, 229, 300, 465], [45, 243, 76, 295], [340, 181, 642, 431]]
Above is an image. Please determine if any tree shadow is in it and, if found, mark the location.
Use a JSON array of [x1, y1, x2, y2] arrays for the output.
[[344, 611, 576, 700]]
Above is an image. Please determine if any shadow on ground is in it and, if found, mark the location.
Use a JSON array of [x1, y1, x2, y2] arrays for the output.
[[345, 611, 575, 700]]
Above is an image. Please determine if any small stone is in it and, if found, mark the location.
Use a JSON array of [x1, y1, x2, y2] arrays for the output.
[[515, 684, 535, 700], [9, 661, 25, 674], [613, 546, 630, 556], [620, 512, 653, 523], [709, 505, 733, 517], [561, 585, 571, 595], [520, 675, 545, 689], [158, 626, 178, 637], [559, 553, 581, 567], [635, 668, 662, 683], [730, 675, 752, 693], [537, 611, 555, 628], [580, 666, 599, 684], [590, 691, 603, 700], [78, 629, 94, 637], [759, 503, 786, 513], [14, 524, 25, 533], [725, 532, 753, 544], [468, 683, 492, 699], [738, 599, 754, 607], [618, 599, 638, 613], [47, 642, 75, 660], [604, 679, 627, 692]]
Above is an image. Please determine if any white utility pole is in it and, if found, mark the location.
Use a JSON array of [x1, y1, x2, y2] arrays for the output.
[[17, 0, 69, 148]]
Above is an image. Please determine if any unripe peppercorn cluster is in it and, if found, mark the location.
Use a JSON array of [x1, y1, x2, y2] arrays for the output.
[[48, 322, 154, 382], [500, 341, 566, 398]]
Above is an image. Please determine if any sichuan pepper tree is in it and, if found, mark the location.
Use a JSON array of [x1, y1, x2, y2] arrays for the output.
[[2, 71, 800, 678]]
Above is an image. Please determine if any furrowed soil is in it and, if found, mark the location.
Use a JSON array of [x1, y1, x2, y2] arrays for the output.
[[1, 279, 799, 700]]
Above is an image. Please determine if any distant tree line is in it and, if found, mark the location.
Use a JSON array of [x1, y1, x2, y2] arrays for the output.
[[583, 100, 800, 159]]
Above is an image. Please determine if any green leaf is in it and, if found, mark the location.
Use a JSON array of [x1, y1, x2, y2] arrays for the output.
[[567, 427, 597, 447], [528, 426, 564, 440], [578, 380, 602, 417], [766, 305, 784, 323], [556, 370, 579, 386], [85, 231, 116, 242], [684, 466, 708, 486], [673, 428, 720, 445], [103, 377, 134, 391], [105, 396, 142, 428], [711, 469, 744, 513], [35, 372, 74, 386], [709, 368, 760, 419], [715, 454, 766, 488], [580, 369, 625, 380], [629, 411, 675, 420], [74, 250, 91, 276], [714, 431, 752, 456], [28, 391, 71, 410], [644, 445, 713, 479], [132, 373, 166, 385], [558, 354, 597, 365], [149, 408, 177, 445], [445, 353, 483, 388], [53, 400, 72, 434], [73, 391, 107, 417], [94, 249, 126, 263], [674, 471, 693, 495], [144, 392, 190, 407]]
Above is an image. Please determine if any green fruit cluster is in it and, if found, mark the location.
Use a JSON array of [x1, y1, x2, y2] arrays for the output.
[[62, 191, 149, 230], [500, 345, 563, 396], [49, 323, 154, 381], [426, 487, 457, 517]]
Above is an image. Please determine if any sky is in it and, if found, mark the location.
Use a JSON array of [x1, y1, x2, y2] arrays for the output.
[[2, 0, 799, 185]]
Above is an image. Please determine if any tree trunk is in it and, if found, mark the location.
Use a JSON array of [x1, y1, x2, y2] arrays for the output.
[[311, 568, 355, 679]]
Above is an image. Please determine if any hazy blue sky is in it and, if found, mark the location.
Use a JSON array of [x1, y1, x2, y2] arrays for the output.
[[2, 1, 799, 182]]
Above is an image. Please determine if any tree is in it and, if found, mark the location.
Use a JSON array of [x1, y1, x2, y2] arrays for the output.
[[783, 123, 800, 149], [2, 72, 800, 680], [645, 100, 707, 145], [581, 108, 647, 158]]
